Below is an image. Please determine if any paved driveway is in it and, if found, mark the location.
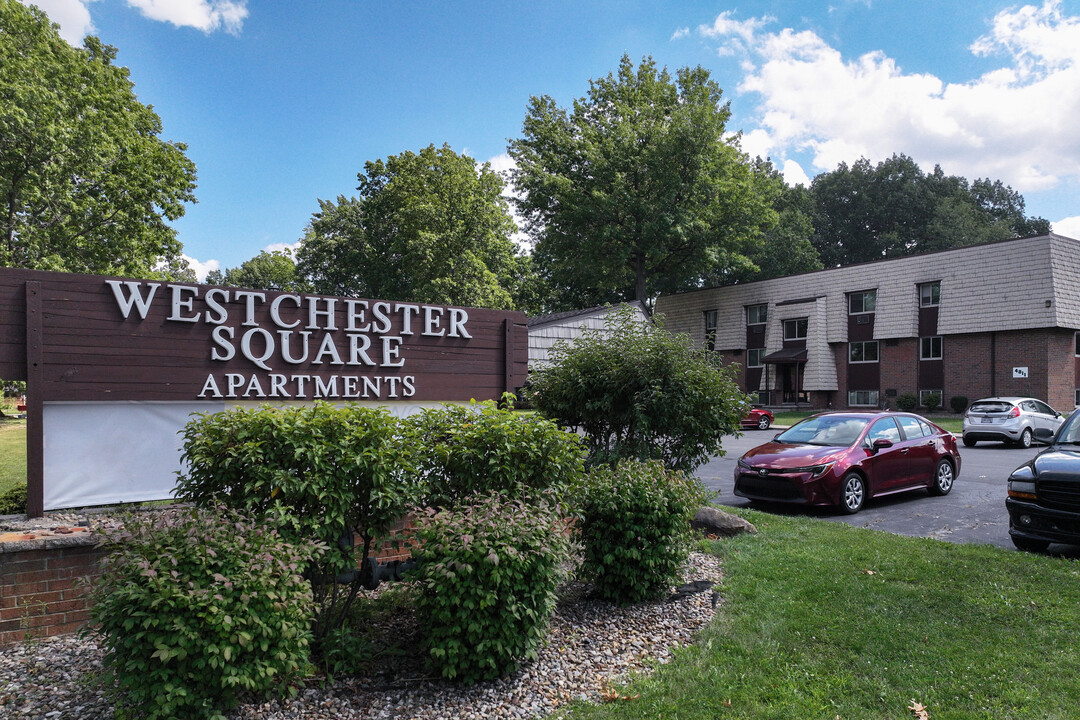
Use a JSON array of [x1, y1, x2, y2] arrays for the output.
[[695, 429, 1078, 553]]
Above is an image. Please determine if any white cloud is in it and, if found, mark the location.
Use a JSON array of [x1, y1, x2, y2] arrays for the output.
[[262, 241, 301, 257], [698, 1, 1080, 195], [124, 0, 248, 34], [20, 0, 94, 44], [183, 255, 219, 282], [485, 153, 530, 251], [671, 26, 690, 40], [21, 0, 247, 42], [1052, 216, 1080, 240]]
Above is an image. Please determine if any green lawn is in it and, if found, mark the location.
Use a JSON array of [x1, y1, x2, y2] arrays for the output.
[[0, 418, 27, 496], [564, 509, 1080, 720]]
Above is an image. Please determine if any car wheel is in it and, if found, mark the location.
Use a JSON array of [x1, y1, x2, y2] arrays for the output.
[[757, 415, 771, 430], [929, 459, 954, 496], [840, 473, 865, 514], [962, 436, 977, 448], [1018, 428, 1033, 449], [1011, 535, 1050, 553]]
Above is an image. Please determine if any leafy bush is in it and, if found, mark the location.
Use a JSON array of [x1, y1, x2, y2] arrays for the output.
[[896, 392, 918, 412], [408, 396, 586, 508], [88, 506, 317, 720], [0, 484, 26, 514], [923, 391, 942, 413], [575, 459, 709, 603], [411, 492, 568, 683], [950, 395, 968, 414], [175, 401, 418, 638], [530, 306, 749, 472]]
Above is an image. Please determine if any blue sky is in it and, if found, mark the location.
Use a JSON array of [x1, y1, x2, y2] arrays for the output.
[[26, 0, 1080, 279]]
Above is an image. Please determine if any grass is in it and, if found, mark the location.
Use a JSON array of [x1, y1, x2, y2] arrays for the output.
[[563, 508, 1080, 720], [0, 417, 27, 496]]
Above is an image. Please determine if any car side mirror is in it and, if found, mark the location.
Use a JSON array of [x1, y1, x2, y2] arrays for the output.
[[871, 438, 893, 452], [1035, 427, 1056, 440]]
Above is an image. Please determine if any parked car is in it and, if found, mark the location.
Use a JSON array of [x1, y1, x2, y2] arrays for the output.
[[742, 407, 774, 430], [734, 411, 961, 514], [1006, 408, 1080, 552], [962, 397, 1064, 448]]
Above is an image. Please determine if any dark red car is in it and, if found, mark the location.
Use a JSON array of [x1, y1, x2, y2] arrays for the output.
[[734, 411, 961, 513], [741, 407, 774, 430]]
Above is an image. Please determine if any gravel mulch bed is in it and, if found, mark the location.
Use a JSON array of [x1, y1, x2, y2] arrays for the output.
[[0, 547, 721, 720]]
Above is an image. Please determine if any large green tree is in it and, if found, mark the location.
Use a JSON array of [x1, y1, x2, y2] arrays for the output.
[[296, 144, 524, 309], [810, 154, 1050, 267], [0, 1, 197, 276], [508, 55, 777, 311], [206, 250, 310, 292]]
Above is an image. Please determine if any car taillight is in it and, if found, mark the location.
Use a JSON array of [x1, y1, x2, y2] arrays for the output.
[[1009, 406, 1021, 418]]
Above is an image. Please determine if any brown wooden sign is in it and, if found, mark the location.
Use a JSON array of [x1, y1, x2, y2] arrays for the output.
[[0, 268, 529, 515]]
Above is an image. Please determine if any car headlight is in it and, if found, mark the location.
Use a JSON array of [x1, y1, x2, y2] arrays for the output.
[[1008, 480, 1037, 500], [737, 458, 752, 470], [788, 462, 835, 478]]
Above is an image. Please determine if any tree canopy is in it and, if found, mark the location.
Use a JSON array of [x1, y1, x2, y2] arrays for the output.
[[508, 55, 777, 311], [296, 144, 524, 309], [809, 154, 1050, 267], [0, 0, 197, 276], [206, 250, 309, 292]]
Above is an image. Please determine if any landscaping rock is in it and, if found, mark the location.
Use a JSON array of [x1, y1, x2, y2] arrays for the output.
[[692, 506, 756, 537]]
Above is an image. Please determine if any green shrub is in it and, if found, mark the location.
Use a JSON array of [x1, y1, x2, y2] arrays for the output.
[[529, 306, 749, 472], [0, 483, 26, 514], [950, 395, 968, 414], [411, 492, 568, 684], [175, 401, 418, 639], [407, 396, 586, 509], [88, 506, 317, 720], [923, 391, 942, 413], [896, 392, 918, 412], [576, 459, 709, 603]]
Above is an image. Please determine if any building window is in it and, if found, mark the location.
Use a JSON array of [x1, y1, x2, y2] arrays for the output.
[[849, 340, 879, 363], [783, 317, 808, 341], [848, 290, 876, 314], [849, 390, 880, 407], [920, 390, 943, 408], [1075, 331, 1080, 357], [920, 282, 940, 307], [746, 303, 768, 326], [704, 310, 718, 351], [747, 348, 765, 368], [920, 336, 942, 360], [1076, 389, 1080, 406]]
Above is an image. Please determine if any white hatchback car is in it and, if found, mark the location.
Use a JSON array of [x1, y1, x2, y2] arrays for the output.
[[962, 397, 1065, 448]]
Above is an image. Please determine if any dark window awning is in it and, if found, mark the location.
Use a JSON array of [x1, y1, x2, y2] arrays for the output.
[[761, 348, 807, 364]]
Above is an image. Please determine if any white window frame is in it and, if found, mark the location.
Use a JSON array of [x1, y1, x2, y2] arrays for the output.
[[746, 304, 768, 326], [848, 340, 879, 364], [747, 347, 765, 368], [920, 336, 942, 361], [783, 317, 808, 341], [848, 290, 876, 315], [919, 282, 940, 308], [848, 390, 880, 407]]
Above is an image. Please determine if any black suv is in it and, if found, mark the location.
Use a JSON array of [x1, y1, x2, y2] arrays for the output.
[[1006, 408, 1080, 552]]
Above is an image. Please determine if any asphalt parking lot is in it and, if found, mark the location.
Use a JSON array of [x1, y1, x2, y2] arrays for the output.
[[695, 429, 1073, 553]]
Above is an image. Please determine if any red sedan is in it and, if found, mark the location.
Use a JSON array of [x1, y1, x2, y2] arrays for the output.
[[734, 411, 961, 514], [741, 407, 774, 430]]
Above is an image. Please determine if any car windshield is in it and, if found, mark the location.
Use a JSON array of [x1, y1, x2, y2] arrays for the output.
[[969, 401, 1014, 414], [1053, 412, 1080, 445], [775, 416, 869, 447]]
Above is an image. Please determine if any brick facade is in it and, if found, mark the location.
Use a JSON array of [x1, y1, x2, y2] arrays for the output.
[[0, 537, 104, 648]]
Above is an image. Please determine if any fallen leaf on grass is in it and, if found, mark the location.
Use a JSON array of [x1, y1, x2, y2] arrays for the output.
[[599, 683, 639, 703], [862, 569, 877, 575], [909, 700, 930, 719]]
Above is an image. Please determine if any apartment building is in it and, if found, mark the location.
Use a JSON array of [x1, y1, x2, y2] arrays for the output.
[[654, 234, 1080, 412]]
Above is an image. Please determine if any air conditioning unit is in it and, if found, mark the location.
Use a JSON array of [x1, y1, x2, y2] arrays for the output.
[[856, 315, 870, 325]]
